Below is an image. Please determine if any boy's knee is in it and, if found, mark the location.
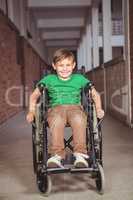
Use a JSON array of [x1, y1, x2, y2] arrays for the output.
[[69, 112, 87, 124], [74, 115, 86, 124], [48, 114, 66, 129]]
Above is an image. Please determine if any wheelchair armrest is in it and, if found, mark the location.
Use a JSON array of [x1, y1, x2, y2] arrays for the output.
[[84, 82, 94, 95], [81, 82, 94, 111], [37, 83, 45, 94]]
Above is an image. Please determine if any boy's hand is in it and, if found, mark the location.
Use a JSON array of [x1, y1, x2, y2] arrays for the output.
[[26, 111, 35, 123], [96, 109, 104, 119]]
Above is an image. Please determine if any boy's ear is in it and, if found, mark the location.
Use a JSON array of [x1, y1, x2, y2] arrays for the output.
[[52, 62, 56, 70], [72, 62, 76, 69]]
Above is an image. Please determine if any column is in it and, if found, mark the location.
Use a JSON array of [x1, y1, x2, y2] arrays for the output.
[[19, 0, 27, 36], [86, 22, 92, 71], [92, 6, 99, 67], [7, 0, 14, 21], [77, 40, 83, 69], [102, 0, 112, 62], [77, 43, 81, 68], [82, 33, 86, 67], [122, 0, 132, 125]]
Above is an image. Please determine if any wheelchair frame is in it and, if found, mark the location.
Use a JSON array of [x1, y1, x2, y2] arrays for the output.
[[32, 83, 105, 195]]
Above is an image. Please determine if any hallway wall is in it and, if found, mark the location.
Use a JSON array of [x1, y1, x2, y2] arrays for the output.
[[105, 58, 127, 122], [88, 0, 133, 127], [87, 67, 104, 108], [24, 39, 47, 107], [86, 57, 129, 125], [0, 11, 47, 124], [0, 12, 22, 124]]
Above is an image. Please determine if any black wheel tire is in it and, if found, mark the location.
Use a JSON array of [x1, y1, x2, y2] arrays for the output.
[[99, 132, 103, 166], [32, 128, 43, 174], [95, 147, 103, 166], [32, 127, 38, 173], [95, 163, 105, 194], [37, 173, 52, 196]]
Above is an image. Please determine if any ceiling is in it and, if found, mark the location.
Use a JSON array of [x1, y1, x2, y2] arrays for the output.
[[27, 0, 100, 50]]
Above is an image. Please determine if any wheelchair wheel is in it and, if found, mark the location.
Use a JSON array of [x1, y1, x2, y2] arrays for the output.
[[37, 171, 52, 196], [32, 129, 37, 173], [32, 101, 45, 173], [94, 130, 103, 166], [95, 163, 105, 194], [32, 123, 43, 174]]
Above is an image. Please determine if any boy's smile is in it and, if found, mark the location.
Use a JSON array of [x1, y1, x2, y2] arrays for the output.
[[52, 58, 76, 80]]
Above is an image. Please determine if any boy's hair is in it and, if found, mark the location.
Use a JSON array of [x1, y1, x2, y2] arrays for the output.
[[53, 48, 75, 64]]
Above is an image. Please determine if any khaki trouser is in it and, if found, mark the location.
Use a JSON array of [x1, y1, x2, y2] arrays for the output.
[[47, 105, 87, 158]]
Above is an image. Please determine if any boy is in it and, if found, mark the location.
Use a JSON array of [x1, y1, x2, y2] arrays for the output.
[[27, 48, 104, 168]]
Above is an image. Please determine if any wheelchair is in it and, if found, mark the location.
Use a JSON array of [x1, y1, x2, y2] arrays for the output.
[[32, 75, 105, 196]]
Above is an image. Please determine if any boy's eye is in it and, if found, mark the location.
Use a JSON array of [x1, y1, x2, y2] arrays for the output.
[[58, 64, 71, 67]]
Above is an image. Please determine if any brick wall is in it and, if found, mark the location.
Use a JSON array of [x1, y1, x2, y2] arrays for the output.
[[86, 67, 104, 108], [86, 58, 129, 124], [105, 59, 127, 123], [0, 12, 22, 124], [0, 11, 48, 124], [24, 40, 48, 109]]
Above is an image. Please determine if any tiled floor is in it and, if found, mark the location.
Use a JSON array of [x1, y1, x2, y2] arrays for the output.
[[0, 111, 133, 200]]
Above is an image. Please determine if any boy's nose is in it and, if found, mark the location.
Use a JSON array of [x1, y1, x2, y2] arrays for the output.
[[62, 65, 67, 70]]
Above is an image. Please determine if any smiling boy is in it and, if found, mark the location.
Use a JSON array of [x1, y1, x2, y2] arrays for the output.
[[27, 48, 104, 168]]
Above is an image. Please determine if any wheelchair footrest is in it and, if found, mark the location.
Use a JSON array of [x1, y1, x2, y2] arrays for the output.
[[70, 167, 94, 173], [47, 167, 70, 174], [46, 165, 98, 174]]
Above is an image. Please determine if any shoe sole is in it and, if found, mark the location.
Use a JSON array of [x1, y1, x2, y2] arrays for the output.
[[47, 162, 62, 168], [74, 162, 88, 168]]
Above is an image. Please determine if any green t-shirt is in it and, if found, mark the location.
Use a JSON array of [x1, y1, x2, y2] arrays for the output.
[[37, 74, 90, 107]]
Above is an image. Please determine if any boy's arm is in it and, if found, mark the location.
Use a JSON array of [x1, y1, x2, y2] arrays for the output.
[[27, 88, 41, 123], [91, 87, 104, 119], [29, 87, 41, 113]]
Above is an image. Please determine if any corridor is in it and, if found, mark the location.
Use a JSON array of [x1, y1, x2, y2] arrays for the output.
[[0, 112, 133, 200], [0, 0, 133, 199]]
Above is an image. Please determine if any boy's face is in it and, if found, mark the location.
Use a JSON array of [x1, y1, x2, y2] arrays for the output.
[[52, 57, 76, 80]]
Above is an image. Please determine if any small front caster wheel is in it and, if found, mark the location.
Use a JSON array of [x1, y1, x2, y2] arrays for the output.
[[37, 173, 52, 196]]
